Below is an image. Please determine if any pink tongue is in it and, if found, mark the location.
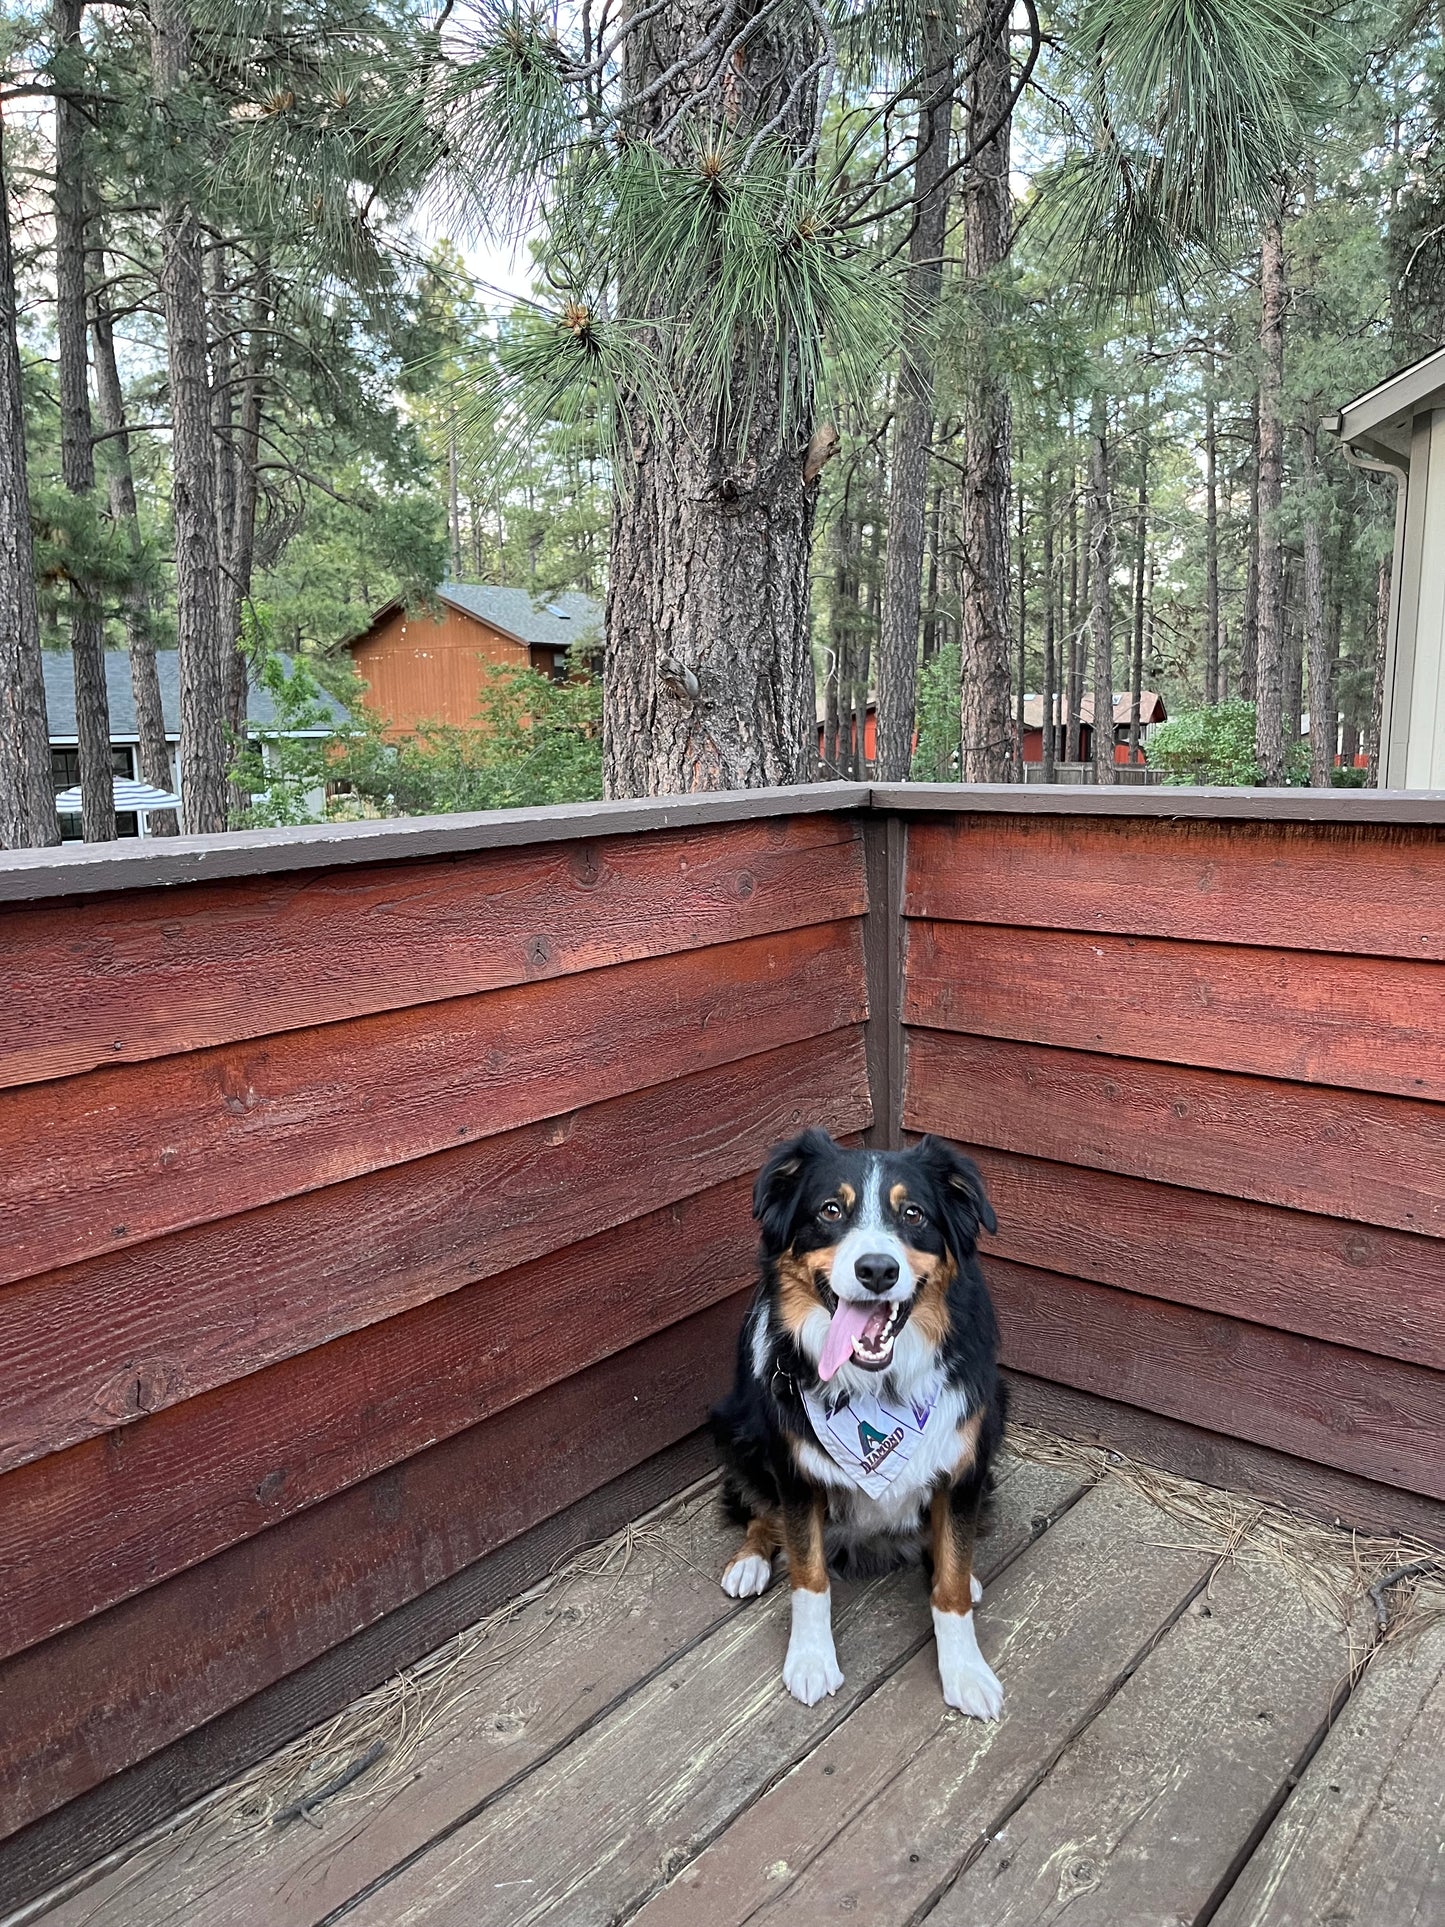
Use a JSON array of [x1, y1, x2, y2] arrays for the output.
[[818, 1300, 874, 1383]]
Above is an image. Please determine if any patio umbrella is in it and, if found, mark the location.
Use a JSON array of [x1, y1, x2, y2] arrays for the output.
[[54, 777, 183, 829]]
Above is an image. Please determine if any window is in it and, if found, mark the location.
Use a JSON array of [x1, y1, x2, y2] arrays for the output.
[[551, 652, 569, 685]]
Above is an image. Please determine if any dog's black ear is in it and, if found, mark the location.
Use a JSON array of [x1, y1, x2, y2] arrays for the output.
[[911, 1135, 997, 1251], [753, 1127, 836, 1248]]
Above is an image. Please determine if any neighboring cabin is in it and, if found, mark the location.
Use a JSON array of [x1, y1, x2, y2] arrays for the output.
[[818, 690, 1167, 776], [344, 583, 602, 737], [44, 650, 349, 838]]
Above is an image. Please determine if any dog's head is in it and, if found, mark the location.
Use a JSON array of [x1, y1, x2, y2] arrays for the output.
[[753, 1130, 996, 1384]]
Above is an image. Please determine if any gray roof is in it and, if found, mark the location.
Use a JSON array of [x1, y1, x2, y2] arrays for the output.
[[433, 582, 601, 648], [1327, 344, 1445, 461], [43, 650, 350, 743]]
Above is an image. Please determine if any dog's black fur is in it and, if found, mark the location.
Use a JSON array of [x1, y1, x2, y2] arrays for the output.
[[711, 1128, 1006, 1576]]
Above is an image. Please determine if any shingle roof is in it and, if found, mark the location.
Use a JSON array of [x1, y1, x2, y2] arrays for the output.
[[1022, 690, 1168, 729], [43, 650, 350, 742], [433, 582, 602, 648]]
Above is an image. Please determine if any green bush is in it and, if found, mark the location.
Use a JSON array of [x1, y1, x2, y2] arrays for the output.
[[1146, 701, 1308, 786]]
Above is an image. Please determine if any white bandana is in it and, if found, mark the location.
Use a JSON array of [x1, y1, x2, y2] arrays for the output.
[[800, 1383, 943, 1500]]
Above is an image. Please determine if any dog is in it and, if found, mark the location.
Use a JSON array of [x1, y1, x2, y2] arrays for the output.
[[710, 1128, 1006, 1718]]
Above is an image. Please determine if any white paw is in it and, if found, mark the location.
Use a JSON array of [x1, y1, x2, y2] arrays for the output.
[[722, 1553, 773, 1598], [940, 1650, 1004, 1719], [783, 1587, 844, 1706], [971, 1573, 983, 1605], [783, 1641, 845, 1706], [933, 1606, 1003, 1721]]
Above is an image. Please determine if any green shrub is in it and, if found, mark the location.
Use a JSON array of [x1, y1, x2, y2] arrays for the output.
[[1146, 701, 1308, 786]]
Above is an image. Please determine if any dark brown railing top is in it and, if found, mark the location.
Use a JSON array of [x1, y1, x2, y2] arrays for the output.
[[2, 780, 1442, 904]]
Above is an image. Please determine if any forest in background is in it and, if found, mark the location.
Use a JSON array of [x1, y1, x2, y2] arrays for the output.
[[1, 1, 1441, 842]]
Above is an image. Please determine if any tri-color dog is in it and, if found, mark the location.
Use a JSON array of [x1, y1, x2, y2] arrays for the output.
[[710, 1129, 1005, 1717]]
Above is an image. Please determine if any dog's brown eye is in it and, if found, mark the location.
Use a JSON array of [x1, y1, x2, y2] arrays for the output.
[[819, 1199, 844, 1223], [900, 1202, 925, 1228]]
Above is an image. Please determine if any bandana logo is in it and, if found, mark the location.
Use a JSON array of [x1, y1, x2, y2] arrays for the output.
[[800, 1384, 949, 1500]]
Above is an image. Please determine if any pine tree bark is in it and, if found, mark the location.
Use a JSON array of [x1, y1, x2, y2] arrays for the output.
[[54, 0, 114, 843], [152, 1, 227, 833], [876, 3, 955, 781], [1128, 392, 1148, 765], [1065, 461, 1081, 762], [1240, 391, 1260, 701], [1041, 463, 1056, 782], [1203, 345, 1221, 704], [604, 2, 820, 796], [0, 109, 59, 848], [1087, 387, 1115, 785], [956, 0, 1015, 781], [91, 247, 178, 833], [1300, 422, 1331, 787], [1255, 190, 1287, 784], [1013, 487, 1027, 780]]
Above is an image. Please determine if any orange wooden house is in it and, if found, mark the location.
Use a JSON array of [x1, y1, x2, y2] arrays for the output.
[[344, 583, 601, 736]]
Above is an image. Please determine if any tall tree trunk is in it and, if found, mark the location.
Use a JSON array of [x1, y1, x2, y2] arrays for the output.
[[605, 2, 820, 796], [0, 109, 58, 848], [956, 0, 1015, 781], [1065, 460, 1081, 762], [91, 245, 178, 833], [447, 415, 462, 578], [876, 3, 955, 781], [153, 1, 227, 833], [1013, 487, 1027, 780], [921, 482, 942, 661], [1128, 389, 1148, 765], [1203, 346, 1221, 705], [54, 0, 115, 843], [222, 262, 270, 816], [1087, 388, 1115, 785], [823, 499, 851, 774], [1300, 423, 1331, 787], [1368, 555, 1390, 787], [1042, 464, 1056, 783], [1255, 191, 1287, 784], [1240, 392, 1260, 701]]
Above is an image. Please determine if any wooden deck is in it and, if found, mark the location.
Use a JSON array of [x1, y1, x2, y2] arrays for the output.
[[16, 1442, 1443, 1927]]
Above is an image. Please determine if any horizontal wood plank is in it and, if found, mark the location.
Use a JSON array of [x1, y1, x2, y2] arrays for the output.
[[1210, 1609, 1445, 1927], [0, 816, 865, 1090], [905, 919, 1444, 1101], [0, 1178, 757, 1664], [341, 1468, 1098, 1927], [989, 1258, 1445, 1499], [621, 1482, 1209, 1927], [967, 1145, 1445, 1370], [0, 918, 866, 1287], [0, 1029, 867, 1473], [928, 1561, 1354, 1927], [0, 1294, 745, 1842], [905, 814, 1445, 960], [904, 1029, 1445, 1238]]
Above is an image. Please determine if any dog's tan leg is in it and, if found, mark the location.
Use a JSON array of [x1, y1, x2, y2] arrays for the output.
[[721, 1512, 779, 1598], [780, 1492, 842, 1706], [930, 1482, 1002, 1719]]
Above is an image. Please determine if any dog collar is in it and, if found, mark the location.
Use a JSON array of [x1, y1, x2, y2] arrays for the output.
[[799, 1383, 942, 1499]]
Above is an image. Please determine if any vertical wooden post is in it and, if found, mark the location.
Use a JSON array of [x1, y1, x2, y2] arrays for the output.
[[861, 810, 906, 1148]]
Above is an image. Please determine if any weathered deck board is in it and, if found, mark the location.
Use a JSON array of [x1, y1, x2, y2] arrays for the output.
[[1211, 1604, 1445, 1927], [339, 1457, 1088, 1927], [29, 1485, 744, 1927], [632, 1478, 1212, 1927], [925, 1560, 1357, 1927]]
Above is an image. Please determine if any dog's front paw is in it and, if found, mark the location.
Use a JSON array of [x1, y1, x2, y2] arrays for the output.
[[933, 1606, 1003, 1721], [783, 1640, 844, 1706], [940, 1649, 1004, 1719], [971, 1573, 983, 1605], [721, 1553, 773, 1598]]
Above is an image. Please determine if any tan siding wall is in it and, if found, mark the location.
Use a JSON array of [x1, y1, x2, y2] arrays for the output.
[[348, 606, 526, 735]]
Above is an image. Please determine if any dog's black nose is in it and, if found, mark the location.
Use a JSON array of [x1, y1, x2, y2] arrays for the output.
[[853, 1252, 899, 1293]]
